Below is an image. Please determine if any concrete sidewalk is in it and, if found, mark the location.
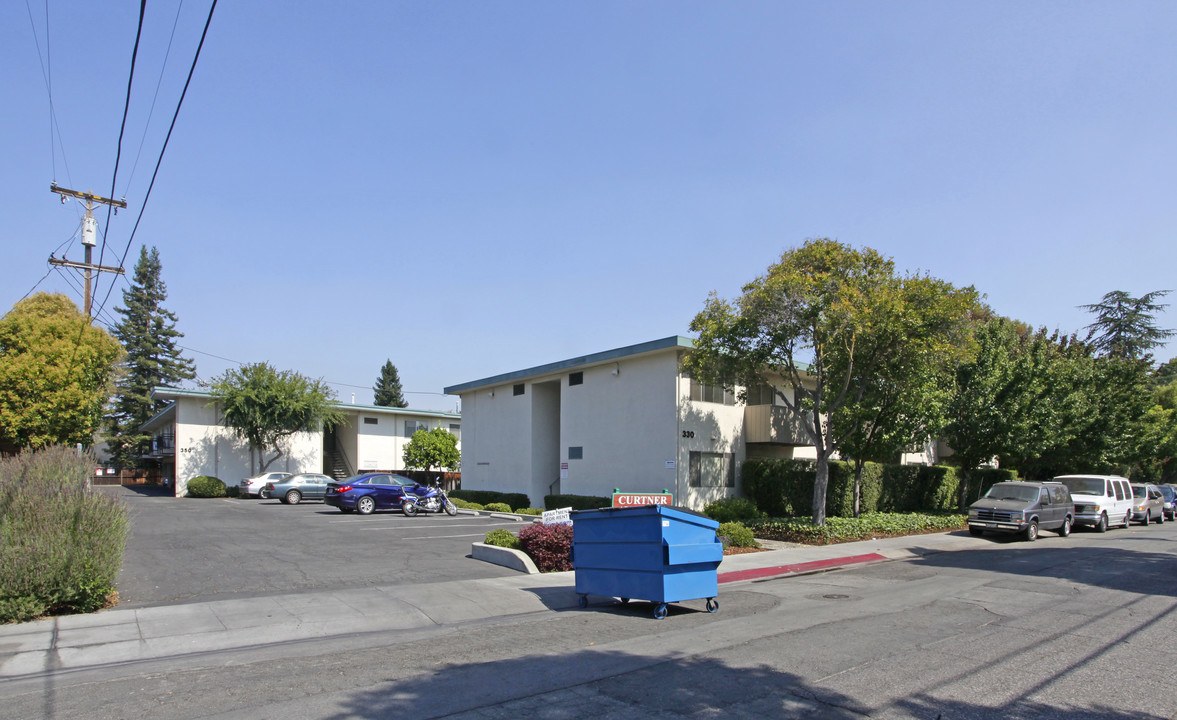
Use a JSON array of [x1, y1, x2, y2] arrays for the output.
[[0, 529, 982, 682]]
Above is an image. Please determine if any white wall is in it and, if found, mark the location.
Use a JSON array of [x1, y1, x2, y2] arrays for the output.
[[459, 387, 534, 501], [560, 354, 680, 500], [172, 396, 320, 496]]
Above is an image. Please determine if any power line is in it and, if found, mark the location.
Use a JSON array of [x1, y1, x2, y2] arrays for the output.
[[97, 0, 147, 277], [123, 0, 186, 197], [94, 0, 218, 321], [24, 0, 74, 189]]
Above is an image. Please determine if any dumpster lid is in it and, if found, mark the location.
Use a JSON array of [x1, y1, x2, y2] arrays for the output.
[[570, 504, 715, 521]]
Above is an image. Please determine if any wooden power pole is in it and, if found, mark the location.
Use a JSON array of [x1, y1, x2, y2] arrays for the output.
[[48, 183, 128, 317]]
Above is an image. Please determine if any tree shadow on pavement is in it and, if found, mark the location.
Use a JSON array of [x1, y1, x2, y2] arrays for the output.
[[320, 645, 1166, 720], [907, 543, 1177, 598]]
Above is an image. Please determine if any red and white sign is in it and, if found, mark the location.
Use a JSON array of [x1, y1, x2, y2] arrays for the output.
[[612, 492, 673, 508]]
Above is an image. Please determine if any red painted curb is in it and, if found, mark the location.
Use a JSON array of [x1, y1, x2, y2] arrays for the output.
[[718, 552, 887, 584]]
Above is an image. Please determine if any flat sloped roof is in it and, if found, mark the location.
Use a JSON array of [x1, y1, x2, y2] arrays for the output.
[[443, 335, 694, 395]]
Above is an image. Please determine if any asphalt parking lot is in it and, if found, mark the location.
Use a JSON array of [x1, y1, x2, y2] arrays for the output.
[[109, 485, 528, 607]]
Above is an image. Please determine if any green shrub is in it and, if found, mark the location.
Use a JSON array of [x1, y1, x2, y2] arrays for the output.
[[717, 521, 759, 548], [515, 507, 543, 516], [225, 485, 241, 498], [703, 497, 765, 523], [544, 493, 611, 510], [483, 529, 521, 550], [748, 512, 966, 546], [518, 523, 573, 572], [186, 475, 226, 498], [449, 490, 531, 510], [0, 446, 129, 623], [879, 465, 958, 513], [484, 502, 512, 513], [451, 499, 485, 511]]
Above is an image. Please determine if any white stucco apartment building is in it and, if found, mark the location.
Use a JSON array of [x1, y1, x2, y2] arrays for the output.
[[443, 336, 828, 511], [141, 387, 461, 497]]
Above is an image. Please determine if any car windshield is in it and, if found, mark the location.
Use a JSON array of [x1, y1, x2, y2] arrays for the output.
[[1057, 477, 1105, 495], [1160, 486, 1176, 501], [1132, 485, 1147, 498], [982, 484, 1039, 503]]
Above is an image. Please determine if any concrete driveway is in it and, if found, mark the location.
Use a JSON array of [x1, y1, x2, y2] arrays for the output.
[[108, 485, 528, 607]]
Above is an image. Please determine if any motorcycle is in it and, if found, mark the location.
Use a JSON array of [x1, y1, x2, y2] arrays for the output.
[[401, 481, 458, 517]]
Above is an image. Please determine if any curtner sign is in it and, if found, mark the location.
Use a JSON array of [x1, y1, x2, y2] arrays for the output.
[[612, 490, 673, 508]]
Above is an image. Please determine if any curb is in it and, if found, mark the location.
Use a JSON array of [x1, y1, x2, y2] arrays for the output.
[[471, 542, 539, 574]]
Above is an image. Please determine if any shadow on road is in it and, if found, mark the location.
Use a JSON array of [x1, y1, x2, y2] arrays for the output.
[[320, 646, 1166, 720], [908, 542, 1177, 597]]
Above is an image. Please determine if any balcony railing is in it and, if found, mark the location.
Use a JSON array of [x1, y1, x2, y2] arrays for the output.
[[745, 405, 811, 445]]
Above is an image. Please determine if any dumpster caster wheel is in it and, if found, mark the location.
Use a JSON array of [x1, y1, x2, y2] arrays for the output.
[[578, 595, 588, 609], [619, 598, 630, 605], [706, 598, 719, 614], [654, 604, 668, 620]]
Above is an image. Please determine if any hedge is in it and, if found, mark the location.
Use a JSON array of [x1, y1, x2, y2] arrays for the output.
[[748, 512, 967, 545], [743, 458, 967, 517], [544, 494, 612, 511], [449, 490, 531, 510], [186, 476, 226, 498]]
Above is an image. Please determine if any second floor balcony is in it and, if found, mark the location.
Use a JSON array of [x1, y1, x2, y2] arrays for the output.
[[744, 404, 811, 446]]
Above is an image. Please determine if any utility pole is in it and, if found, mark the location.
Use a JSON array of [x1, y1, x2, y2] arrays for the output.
[[48, 183, 127, 317]]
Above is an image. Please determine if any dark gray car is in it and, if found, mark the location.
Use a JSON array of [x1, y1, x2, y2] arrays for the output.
[[265, 473, 333, 504], [967, 481, 1074, 541]]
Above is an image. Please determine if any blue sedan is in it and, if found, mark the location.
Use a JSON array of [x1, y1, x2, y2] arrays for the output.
[[324, 473, 427, 515]]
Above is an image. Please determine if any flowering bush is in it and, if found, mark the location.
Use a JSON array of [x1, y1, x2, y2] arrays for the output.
[[517, 523, 573, 572]]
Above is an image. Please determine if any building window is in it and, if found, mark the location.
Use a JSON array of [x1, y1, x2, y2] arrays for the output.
[[569, 371, 583, 386], [363, 417, 378, 425], [449, 423, 461, 441], [405, 420, 429, 437], [568, 446, 583, 460], [513, 383, 525, 396], [746, 382, 776, 406], [689, 378, 734, 405], [688, 451, 735, 488]]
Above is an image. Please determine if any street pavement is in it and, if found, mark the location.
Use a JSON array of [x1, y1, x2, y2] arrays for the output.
[[0, 527, 985, 682]]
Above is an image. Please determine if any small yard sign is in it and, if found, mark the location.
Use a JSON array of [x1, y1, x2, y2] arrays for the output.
[[543, 507, 573, 525], [612, 491, 673, 508]]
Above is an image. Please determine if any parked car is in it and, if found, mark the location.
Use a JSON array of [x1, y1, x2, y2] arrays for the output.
[[239, 471, 292, 498], [1130, 483, 1165, 525], [265, 473, 333, 504], [1054, 475, 1134, 532], [1158, 484, 1177, 521], [324, 473, 430, 515], [967, 481, 1074, 541]]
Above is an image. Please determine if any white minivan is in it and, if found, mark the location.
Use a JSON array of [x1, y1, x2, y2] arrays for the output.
[[1054, 475, 1134, 532]]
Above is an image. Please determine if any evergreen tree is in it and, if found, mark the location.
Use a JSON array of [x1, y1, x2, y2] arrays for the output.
[[1081, 290, 1175, 360], [107, 246, 196, 467], [373, 360, 408, 407]]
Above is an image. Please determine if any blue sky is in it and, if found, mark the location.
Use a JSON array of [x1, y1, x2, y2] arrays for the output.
[[5, 1, 1176, 411]]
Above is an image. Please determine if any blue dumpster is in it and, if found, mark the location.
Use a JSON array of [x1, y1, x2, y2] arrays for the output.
[[571, 504, 724, 618]]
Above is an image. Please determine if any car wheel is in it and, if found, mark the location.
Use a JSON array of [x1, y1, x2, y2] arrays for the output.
[[1143, 511, 1150, 526], [1057, 516, 1071, 537], [258, 490, 267, 500], [285, 490, 301, 505], [1096, 513, 1108, 533], [1159, 510, 1166, 524], [968, 527, 984, 537], [1024, 520, 1038, 542], [357, 496, 375, 515], [444, 501, 458, 516], [402, 501, 418, 517]]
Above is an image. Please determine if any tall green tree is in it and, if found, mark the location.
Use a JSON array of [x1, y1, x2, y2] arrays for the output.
[[0, 293, 123, 449], [373, 360, 408, 407], [107, 246, 196, 467], [209, 362, 343, 474], [402, 426, 460, 472], [685, 239, 977, 525], [831, 274, 978, 515], [1081, 290, 1174, 360]]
